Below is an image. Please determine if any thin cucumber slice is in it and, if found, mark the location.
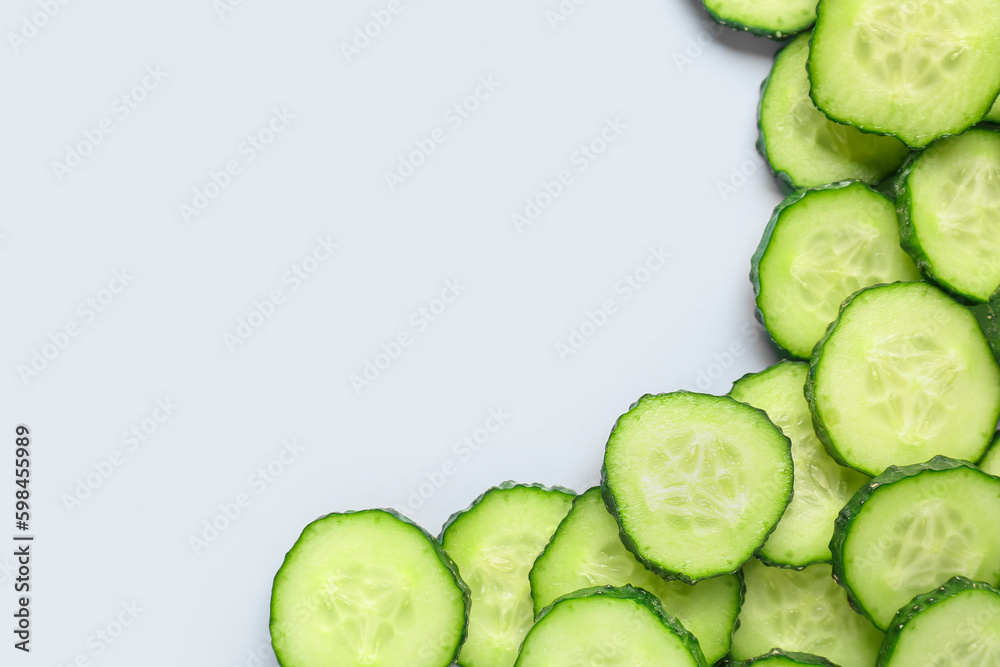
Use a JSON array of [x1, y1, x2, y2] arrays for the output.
[[807, 281, 1000, 475], [602, 392, 793, 583], [529, 488, 743, 663], [896, 128, 1000, 302], [758, 33, 909, 190], [514, 586, 708, 667], [808, 0, 1000, 148], [270, 509, 469, 667], [730, 361, 869, 568], [831, 457, 1000, 631], [702, 0, 815, 39], [751, 182, 921, 359], [980, 433, 1000, 477], [877, 576, 1000, 666], [441, 482, 574, 667], [736, 649, 841, 667], [731, 559, 883, 667]]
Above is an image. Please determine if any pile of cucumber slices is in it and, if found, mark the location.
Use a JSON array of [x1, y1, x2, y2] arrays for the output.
[[269, 0, 1000, 665]]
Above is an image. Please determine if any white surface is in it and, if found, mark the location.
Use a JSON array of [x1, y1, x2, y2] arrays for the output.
[[0, 1, 781, 664]]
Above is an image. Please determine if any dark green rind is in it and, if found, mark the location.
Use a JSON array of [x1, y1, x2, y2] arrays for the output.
[[528, 585, 709, 667], [439, 481, 576, 541], [750, 181, 874, 360], [807, 7, 1000, 149], [601, 391, 794, 585], [270, 508, 471, 667], [876, 576, 1000, 666], [755, 44, 799, 192], [828, 456, 986, 628], [894, 130, 999, 305], [987, 286, 1000, 359], [735, 648, 840, 666], [701, 5, 814, 41]]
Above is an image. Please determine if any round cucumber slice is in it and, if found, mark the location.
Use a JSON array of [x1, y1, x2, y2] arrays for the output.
[[758, 33, 909, 190], [529, 488, 743, 664], [514, 586, 708, 667], [831, 457, 1000, 632], [270, 509, 469, 667], [602, 392, 793, 583], [752, 182, 921, 359], [736, 649, 841, 667], [441, 482, 574, 667], [980, 433, 1000, 477], [731, 361, 869, 568], [809, 0, 1000, 147], [877, 576, 1000, 666], [896, 128, 1000, 302], [807, 281, 1000, 475], [731, 559, 883, 667]]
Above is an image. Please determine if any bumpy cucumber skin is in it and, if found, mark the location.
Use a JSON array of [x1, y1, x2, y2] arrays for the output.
[[269, 508, 471, 667], [601, 391, 793, 585], [876, 576, 1000, 666], [750, 181, 875, 360], [527, 585, 709, 667], [987, 287, 1000, 359], [893, 132, 998, 304], [734, 648, 840, 666], [828, 456, 986, 627], [438, 480, 576, 540], [806, 6, 1000, 149]]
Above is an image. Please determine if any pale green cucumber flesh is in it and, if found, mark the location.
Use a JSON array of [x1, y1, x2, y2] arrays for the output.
[[759, 33, 909, 189], [441, 483, 573, 667], [832, 459, 1000, 631], [980, 433, 1000, 476], [530, 488, 742, 663], [270, 509, 468, 667], [514, 586, 707, 667], [809, 0, 1000, 147], [808, 282, 1000, 475], [752, 182, 920, 359], [602, 392, 793, 583], [702, 0, 815, 39], [731, 559, 883, 667], [731, 361, 868, 567]]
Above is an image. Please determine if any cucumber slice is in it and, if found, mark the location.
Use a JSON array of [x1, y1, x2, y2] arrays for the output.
[[736, 649, 841, 667], [730, 361, 869, 568], [807, 281, 1000, 475], [441, 482, 574, 667], [758, 33, 909, 190], [877, 576, 1000, 666], [988, 287, 1000, 359], [988, 98, 1000, 124], [751, 182, 921, 359], [702, 0, 815, 39], [602, 392, 793, 583], [514, 586, 708, 667], [529, 488, 743, 663], [269, 509, 469, 667], [731, 559, 883, 667], [808, 0, 1000, 148], [896, 128, 1000, 302], [830, 457, 1000, 631], [980, 433, 1000, 477]]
